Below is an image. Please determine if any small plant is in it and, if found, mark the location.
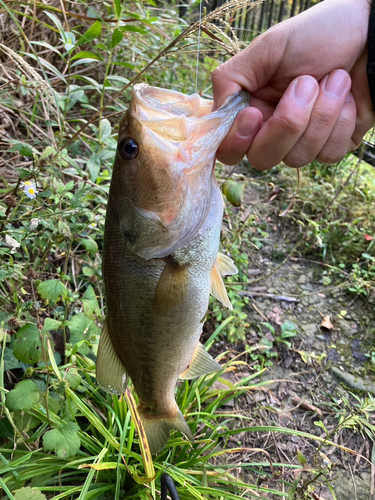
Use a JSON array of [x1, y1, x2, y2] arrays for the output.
[[260, 320, 299, 348], [318, 392, 375, 442]]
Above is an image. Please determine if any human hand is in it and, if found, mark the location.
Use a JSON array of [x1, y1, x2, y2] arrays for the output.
[[212, 0, 374, 169]]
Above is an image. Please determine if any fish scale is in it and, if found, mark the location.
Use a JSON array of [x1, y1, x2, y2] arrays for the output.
[[96, 84, 250, 454]]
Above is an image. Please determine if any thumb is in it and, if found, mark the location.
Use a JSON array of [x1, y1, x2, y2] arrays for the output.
[[211, 64, 243, 110], [211, 29, 286, 109]]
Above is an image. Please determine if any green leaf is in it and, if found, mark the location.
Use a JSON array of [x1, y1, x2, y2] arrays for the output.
[[71, 51, 102, 61], [13, 410, 41, 433], [6, 380, 40, 411], [119, 25, 147, 34], [281, 320, 298, 334], [82, 285, 100, 317], [0, 418, 14, 438], [65, 87, 85, 112], [99, 118, 112, 144], [111, 28, 123, 48], [23, 53, 67, 83], [43, 422, 81, 459], [76, 20, 102, 46], [60, 399, 79, 421], [44, 11, 65, 38], [111, 61, 135, 70], [0, 311, 12, 324], [40, 146, 56, 160], [8, 141, 37, 157], [38, 279, 68, 302], [79, 237, 98, 254], [261, 322, 276, 335], [68, 312, 100, 345], [14, 487, 47, 500], [362, 253, 374, 261], [113, 0, 121, 18], [87, 152, 101, 182], [70, 58, 102, 69], [64, 368, 82, 390], [42, 318, 62, 333], [13, 324, 43, 364], [1, 347, 22, 371], [63, 31, 76, 52]]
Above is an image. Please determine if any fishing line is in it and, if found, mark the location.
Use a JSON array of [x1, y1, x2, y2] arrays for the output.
[[194, 0, 203, 116]]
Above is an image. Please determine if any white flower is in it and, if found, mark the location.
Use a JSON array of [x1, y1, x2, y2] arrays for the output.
[[21, 181, 38, 199], [5, 234, 21, 254], [30, 218, 40, 229]]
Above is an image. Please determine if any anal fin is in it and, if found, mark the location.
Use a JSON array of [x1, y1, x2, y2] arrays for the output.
[[210, 261, 233, 309], [96, 321, 128, 395], [140, 406, 194, 455], [179, 342, 221, 380]]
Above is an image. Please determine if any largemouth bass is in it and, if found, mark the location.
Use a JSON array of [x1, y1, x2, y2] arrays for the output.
[[96, 84, 250, 454]]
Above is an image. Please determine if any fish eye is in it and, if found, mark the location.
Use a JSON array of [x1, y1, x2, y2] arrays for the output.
[[118, 137, 139, 160]]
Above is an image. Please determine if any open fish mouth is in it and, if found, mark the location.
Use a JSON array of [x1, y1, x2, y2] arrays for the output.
[[131, 83, 250, 161]]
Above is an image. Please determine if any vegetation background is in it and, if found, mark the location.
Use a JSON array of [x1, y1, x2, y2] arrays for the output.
[[0, 0, 375, 499]]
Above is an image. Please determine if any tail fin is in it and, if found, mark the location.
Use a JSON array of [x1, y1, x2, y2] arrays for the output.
[[140, 406, 194, 455]]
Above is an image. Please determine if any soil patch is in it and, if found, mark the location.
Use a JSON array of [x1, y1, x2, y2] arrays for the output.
[[206, 168, 375, 499]]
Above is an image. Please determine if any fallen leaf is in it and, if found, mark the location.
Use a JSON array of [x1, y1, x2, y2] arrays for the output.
[[269, 186, 281, 201], [320, 315, 333, 330], [292, 396, 323, 416], [267, 306, 282, 325]]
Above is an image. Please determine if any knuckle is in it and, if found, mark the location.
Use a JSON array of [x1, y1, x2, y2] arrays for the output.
[[316, 148, 345, 164], [276, 113, 307, 136], [248, 153, 275, 171], [283, 151, 310, 169], [313, 106, 336, 129]]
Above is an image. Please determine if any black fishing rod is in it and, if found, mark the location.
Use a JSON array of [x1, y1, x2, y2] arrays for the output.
[[161, 472, 180, 500]]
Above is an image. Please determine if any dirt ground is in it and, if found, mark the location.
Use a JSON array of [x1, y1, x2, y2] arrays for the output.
[[207, 168, 375, 499]]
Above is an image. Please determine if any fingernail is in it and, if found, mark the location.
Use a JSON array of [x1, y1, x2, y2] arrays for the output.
[[237, 110, 258, 138], [293, 76, 318, 106], [324, 70, 349, 98]]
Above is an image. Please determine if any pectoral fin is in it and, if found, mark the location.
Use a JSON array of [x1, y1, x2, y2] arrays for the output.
[[153, 257, 189, 314], [210, 261, 233, 309], [96, 321, 128, 395], [180, 342, 221, 380], [217, 252, 238, 276]]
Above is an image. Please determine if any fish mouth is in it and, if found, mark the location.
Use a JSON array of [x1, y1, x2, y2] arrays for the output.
[[131, 83, 214, 142], [131, 83, 250, 157]]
